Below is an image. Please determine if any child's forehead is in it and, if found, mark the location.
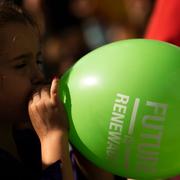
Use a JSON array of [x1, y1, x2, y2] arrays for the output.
[[0, 26, 27, 54], [1, 22, 38, 40], [0, 23, 40, 61], [0, 22, 35, 40], [0, 28, 17, 46]]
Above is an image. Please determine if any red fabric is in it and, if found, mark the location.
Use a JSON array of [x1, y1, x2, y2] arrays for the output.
[[144, 0, 180, 46]]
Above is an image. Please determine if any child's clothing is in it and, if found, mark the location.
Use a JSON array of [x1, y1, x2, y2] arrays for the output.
[[3, 128, 125, 180]]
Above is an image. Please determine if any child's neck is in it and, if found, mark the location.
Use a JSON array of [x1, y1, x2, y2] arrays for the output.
[[0, 121, 20, 161]]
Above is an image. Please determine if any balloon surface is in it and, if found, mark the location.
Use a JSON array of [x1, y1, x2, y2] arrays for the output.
[[59, 39, 180, 179]]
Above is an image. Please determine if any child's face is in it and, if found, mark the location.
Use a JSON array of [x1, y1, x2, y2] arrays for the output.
[[0, 22, 44, 122]]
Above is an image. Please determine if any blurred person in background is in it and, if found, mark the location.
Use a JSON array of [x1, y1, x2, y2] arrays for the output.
[[69, 0, 138, 50], [69, 0, 108, 50], [42, 28, 88, 79], [123, 0, 155, 37]]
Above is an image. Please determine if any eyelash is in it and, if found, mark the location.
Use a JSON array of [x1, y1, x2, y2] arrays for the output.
[[15, 59, 43, 69], [15, 63, 26, 69]]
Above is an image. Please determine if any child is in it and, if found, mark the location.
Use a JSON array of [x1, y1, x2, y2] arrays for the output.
[[0, 1, 73, 179], [0, 1, 122, 180]]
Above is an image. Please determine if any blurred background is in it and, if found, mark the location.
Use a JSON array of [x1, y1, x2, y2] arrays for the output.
[[10, 0, 155, 80]]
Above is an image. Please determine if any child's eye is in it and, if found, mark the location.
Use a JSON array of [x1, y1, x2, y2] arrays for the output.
[[14, 63, 26, 69]]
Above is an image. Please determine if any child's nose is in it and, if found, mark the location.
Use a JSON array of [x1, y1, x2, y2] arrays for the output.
[[31, 68, 45, 85]]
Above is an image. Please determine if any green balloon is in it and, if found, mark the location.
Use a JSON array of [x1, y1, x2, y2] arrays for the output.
[[59, 39, 180, 179]]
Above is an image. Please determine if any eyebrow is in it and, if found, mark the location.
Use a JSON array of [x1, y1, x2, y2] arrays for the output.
[[13, 53, 32, 61]]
